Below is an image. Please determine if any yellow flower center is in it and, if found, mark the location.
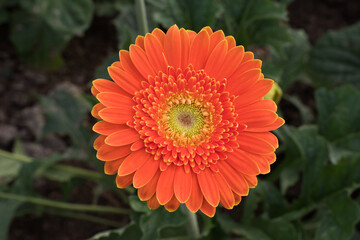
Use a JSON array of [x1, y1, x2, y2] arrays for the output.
[[167, 104, 205, 138]]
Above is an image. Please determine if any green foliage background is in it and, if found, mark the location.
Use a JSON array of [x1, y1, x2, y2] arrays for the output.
[[1, 0, 360, 239]]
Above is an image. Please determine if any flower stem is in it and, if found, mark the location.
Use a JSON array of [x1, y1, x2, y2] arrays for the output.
[[135, 0, 149, 35], [182, 205, 200, 239], [0, 149, 103, 181], [0, 191, 130, 215], [46, 209, 123, 228]]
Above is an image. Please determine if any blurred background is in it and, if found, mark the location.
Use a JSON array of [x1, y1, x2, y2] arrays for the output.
[[0, 0, 360, 239]]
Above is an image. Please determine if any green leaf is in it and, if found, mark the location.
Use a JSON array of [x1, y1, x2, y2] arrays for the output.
[[234, 226, 272, 240], [19, 0, 94, 36], [41, 83, 91, 145], [290, 126, 329, 201], [263, 30, 310, 90], [10, 0, 93, 70], [0, 200, 22, 240], [150, 0, 218, 32], [95, 52, 120, 80], [328, 132, 360, 164], [140, 207, 186, 240], [233, 219, 299, 240], [311, 155, 360, 201], [87, 222, 142, 240], [94, 0, 119, 17], [316, 85, 360, 141], [10, 10, 67, 70], [0, 155, 22, 183], [112, 2, 137, 49], [314, 193, 360, 240], [255, 181, 289, 218], [129, 195, 150, 213], [216, 211, 240, 234], [253, 219, 299, 240], [308, 22, 360, 89], [221, 0, 290, 48]]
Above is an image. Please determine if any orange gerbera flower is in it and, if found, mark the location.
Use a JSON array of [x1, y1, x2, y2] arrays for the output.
[[91, 25, 284, 217]]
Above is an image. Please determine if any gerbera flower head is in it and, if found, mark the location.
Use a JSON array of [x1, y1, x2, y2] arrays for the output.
[[91, 25, 284, 217]]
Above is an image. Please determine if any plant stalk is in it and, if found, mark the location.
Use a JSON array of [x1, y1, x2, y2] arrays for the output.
[[135, 0, 149, 35], [46, 209, 123, 228], [0, 191, 130, 215], [0, 149, 103, 180], [182, 205, 200, 239]]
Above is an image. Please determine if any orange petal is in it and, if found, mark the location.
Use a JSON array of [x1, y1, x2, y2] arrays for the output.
[[164, 195, 180, 212], [247, 132, 278, 149], [247, 117, 284, 132], [187, 30, 197, 42], [129, 44, 155, 79], [174, 166, 192, 203], [119, 50, 145, 82], [214, 173, 235, 209], [209, 30, 225, 53], [228, 69, 261, 95], [93, 121, 129, 135], [234, 79, 274, 107], [242, 174, 257, 188], [197, 168, 220, 207], [108, 66, 142, 95], [92, 79, 130, 96], [91, 103, 105, 119], [135, 35, 145, 49], [245, 152, 271, 174], [226, 148, 261, 175], [152, 28, 166, 46], [204, 39, 228, 78], [241, 51, 254, 63], [217, 161, 249, 196], [239, 110, 278, 129], [164, 25, 181, 69], [233, 191, 242, 205], [104, 158, 124, 175], [93, 135, 106, 150], [96, 92, 134, 108], [201, 26, 213, 35], [185, 172, 203, 212], [91, 86, 100, 97], [200, 199, 216, 217], [263, 153, 276, 164], [156, 165, 176, 205], [225, 36, 236, 50], [116, 173, 134, 188], [144, 33, 168, 73], [188, 29, 210, 70], [130, 140, 144, 151], [215, 46, 244, 80], [235, 59, 262, 76], [138, 171, 160, 201], [118, 149, 151, 176], [237, 132, 275, 155], [255, 157, 271, 174], [237, 99, 277, 113], [105, 128, 140, 146], [97, 144, 131, 161], [133, 157, 160, 188], [147, 194, 160, 209], [98, 107, 133, 124], [180, 28, 190, 69]]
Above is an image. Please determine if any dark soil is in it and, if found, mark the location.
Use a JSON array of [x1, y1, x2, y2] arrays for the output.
[[288, 0, 360, 43], [1, 0, 359, 239]]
